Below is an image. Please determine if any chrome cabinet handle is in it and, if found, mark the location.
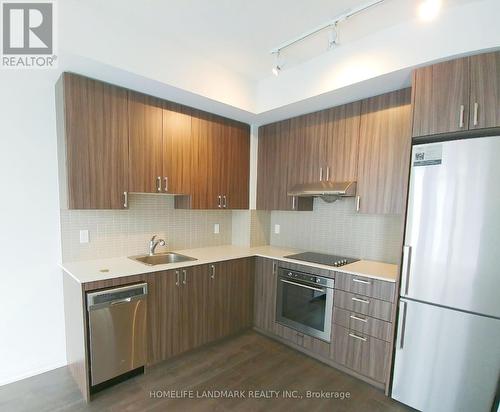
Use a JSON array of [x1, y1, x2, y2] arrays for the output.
[[223, 195, 227, 208], [175, 270, 180, 286], [352, 297, 370, 304], [210, 264, 215, 279], [349, 332, 367, 342], [164, 177, 168, 192], [356, 196, 360, 212], [319, 167, 323, 181], [398, 300, 408, 349], [156, 176, 162, 192], [459, 104, 465, 128], [350, 314, 368, 323], [401, 245, 412, 296], [473, 102, 479, 126], [352, 278, 370, 285], [123, 191, 128, 208], [292, 196, 296, 210], [272, 261, 277, 275], [182, 269, 187, 285], [326, 166, 330, 181], [217, 195, 222, 208]]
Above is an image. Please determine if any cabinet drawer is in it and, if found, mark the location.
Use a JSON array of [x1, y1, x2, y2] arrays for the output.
[[334, 290, 393, 322], [333, 307, 393, 342], [274, 324, 331, 359], [302, 334, 330, 359], [335, 272, 395, 302], [274, 323, 300, 344], [332, 324, 390, 383]]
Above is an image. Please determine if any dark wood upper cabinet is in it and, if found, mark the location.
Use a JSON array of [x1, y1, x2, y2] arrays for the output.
[[225, 122, 250, 209], [162, 102, 193, 195], [469, 51, 500, 129], [357, 88, 412, 215], [324, 102, 361, 182], [412, 51, 500, 136], [128, 91, 163, 193], [56, 73, 129, 209], [412, 57, 470, 137], [256, 119, 312, 211]]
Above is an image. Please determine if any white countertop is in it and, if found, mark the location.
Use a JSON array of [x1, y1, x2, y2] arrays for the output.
[[61, 245, 399, 284]]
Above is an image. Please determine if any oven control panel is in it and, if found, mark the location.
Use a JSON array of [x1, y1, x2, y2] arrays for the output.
[[279, 268, 335, 289]]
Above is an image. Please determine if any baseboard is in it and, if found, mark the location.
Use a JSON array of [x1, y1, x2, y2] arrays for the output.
[[0, 360, 68, 387]]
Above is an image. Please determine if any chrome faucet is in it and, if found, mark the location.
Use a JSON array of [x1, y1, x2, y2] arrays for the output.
[[149, 235, 166, 256]]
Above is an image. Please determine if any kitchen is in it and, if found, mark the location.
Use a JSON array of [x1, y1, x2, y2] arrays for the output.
[[0, 1, 499, 412]]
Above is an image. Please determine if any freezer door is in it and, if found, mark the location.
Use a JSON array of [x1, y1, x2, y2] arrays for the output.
[[392, 299, 500, 412], [403, 136, 500, 317]]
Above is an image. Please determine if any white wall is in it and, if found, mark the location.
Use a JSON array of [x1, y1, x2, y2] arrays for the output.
[[0, 70, 66, 385]]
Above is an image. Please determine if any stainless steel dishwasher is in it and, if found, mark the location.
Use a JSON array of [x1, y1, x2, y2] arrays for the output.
[[87, 283, 148, 388]]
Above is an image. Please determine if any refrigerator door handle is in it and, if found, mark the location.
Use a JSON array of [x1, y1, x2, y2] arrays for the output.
[[398, 300, 408, 349], [401, 245, 412, 296]]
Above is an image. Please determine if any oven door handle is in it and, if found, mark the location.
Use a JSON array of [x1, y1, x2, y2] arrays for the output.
[[280, 279, 325, 293]]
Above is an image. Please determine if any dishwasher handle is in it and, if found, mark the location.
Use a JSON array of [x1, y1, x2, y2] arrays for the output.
[[87, 283, 148, 311]]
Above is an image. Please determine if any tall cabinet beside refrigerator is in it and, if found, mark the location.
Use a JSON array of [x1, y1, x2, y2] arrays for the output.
[[392, 136, 500, 412]]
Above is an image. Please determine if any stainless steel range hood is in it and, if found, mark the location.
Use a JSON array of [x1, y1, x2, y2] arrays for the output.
[[288, 181, 357, 203]]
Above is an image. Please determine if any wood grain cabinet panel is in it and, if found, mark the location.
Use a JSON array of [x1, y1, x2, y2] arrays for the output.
[[334, 290, 393, 322], [253, 257, 278, 332], [335, 272, 396, 302], [256, 120, 313, 211], [357, 88, 412, 215], [128, 91, 163, 193], [469, 51, 500, 129], [226, 122, 250, 209], [162, 103, 193, 195], [324, 102, 361, 182], [333, 307, 393, 342], [56, 73, 129, 209], [412, 57, 470, 137]]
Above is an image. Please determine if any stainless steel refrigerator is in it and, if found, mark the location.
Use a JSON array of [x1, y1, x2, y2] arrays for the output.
[[392, 136, 500, 412]]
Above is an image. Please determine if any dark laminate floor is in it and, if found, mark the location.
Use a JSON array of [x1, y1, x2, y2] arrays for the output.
[[0, 331, 412, 412]]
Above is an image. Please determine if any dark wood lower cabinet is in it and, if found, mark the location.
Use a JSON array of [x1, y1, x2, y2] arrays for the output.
[[253, 257, 278, 333], [149, 258, 254, 366]]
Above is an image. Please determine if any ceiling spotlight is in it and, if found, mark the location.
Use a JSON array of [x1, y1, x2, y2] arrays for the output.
[[418, 0, 441, 21], [272, 52, 281, 76], [328, 23, 339, 50]]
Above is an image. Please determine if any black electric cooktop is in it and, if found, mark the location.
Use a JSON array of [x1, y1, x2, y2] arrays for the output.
[[285, 252, 359, 268]]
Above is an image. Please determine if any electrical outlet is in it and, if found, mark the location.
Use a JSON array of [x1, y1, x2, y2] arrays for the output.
[[79, 230, 89, 244], [214, 223, 220, 234], [274, 224, 280, 234]]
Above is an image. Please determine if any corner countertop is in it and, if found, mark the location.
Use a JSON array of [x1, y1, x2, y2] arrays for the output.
[[60, 245, 399, 284]]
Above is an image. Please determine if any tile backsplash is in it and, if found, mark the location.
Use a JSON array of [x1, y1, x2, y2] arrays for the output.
[[270, 198, 404, 264], [60, 194, 232, 262]]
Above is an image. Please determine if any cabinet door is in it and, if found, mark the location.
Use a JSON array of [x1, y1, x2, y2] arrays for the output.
[[324, 102, 361, 182], [469, 51, 500, 129], [287, 117, 314, 211], [256, 123, 279, 210], [412, 57, 470, 137], [59, 73, 129, 209], [158, 269, 183, 360], [226, 258, 254, 333], [357, 88, 412, 214], [253, 257, 278, 333], [225, 123, 250, 209], [206, 262, 230, 341], [128, 91, 163, 193], [180, 266, 208, 352], [162, 102, 193, 195]]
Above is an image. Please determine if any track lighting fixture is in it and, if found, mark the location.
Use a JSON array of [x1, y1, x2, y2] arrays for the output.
[[269, 0, 385, 76], [272, 51, 281, 76]]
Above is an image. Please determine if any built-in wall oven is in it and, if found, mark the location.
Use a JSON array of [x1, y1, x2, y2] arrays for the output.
[[276, 267, 334, 342]]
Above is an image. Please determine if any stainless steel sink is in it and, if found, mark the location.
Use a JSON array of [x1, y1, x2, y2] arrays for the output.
[[129, 252, 197, 266]]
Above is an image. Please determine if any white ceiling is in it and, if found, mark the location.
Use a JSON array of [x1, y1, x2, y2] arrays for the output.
[[82, 0, 479, 82]]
